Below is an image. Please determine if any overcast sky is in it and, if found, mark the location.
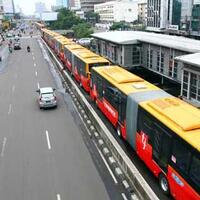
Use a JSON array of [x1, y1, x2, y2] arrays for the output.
[[14, 0, 56, 15]]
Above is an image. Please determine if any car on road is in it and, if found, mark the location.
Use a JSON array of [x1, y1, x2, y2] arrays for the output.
[[36, 87, 57, 109], [6, 32, 13, 38], [13, 42, 21, 50], [77, 38, 93, 46]]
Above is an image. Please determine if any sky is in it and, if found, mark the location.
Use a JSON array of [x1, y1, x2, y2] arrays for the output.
[[14, 0, 56, 15]]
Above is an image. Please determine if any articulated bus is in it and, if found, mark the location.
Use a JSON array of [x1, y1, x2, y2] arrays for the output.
[[35, 22, 45, 30], [90, 65, 200, 200], [54, 37, 74, 62], [64, 44, 87, 72], [41, 29, 60, 50], [73, 51, 109, 92]]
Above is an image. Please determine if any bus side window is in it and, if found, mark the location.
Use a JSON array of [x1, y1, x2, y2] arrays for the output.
[[172, 139, 191, 174], [137, 108, 153, 144], [189, 155, 200, 193]]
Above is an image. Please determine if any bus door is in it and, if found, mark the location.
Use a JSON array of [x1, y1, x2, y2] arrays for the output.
[[152, 123, 172, 173]]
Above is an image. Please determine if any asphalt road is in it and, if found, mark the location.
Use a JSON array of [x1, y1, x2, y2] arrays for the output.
[[0, 34, 126, 200]]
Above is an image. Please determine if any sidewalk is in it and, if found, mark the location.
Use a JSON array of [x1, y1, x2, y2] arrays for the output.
[[0, 40, 10, 73]]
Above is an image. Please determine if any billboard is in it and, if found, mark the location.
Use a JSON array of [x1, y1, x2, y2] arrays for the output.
[[41, 12, 58, 21]]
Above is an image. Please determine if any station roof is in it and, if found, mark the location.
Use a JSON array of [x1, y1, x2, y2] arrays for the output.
[[175, 53, 200, 67], [91, 31, 200, 53]]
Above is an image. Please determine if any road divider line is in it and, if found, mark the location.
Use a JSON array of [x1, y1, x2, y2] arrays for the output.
[[12, 85, 15, 93], [94, 142, 118, 184], [57, 194, 61, 200], [45, 130, 51, 150], [8, 104, 12, 115], [37, 82, 40, 89], [1, 137, 7, 157], [33, 56, 35, 61], [121, 193, 128, 200], [34, 63, 36, 67], [35, 71, 37, 77]]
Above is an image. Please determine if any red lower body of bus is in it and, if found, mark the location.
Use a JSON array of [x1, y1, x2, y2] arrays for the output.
[[65, 59, 72, 72], [136, 131, 200, 200], [73, 66, 81, 83], [80, 75, 90, 92]]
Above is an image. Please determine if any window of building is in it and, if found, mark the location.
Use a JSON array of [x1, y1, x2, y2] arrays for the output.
[[182, 70, 189, 98], [160, 52, 164, 73], [150, 50, 153, 68], [157, 51, 160, 71], [132, 46, 141, 65]]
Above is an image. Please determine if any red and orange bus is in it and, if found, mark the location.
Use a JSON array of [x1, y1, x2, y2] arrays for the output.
[[72, 51, 110, 92], [90, 65, 200, 200], [63, 44, 86, 72]]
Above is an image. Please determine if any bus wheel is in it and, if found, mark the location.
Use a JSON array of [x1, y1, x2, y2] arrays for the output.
[[159, 174, 169, 195], [117, 125, 122, 138]]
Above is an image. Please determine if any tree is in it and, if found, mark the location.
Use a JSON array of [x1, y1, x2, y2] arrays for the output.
[[85, 11, 100, 24], [72, 23, 94, 38], [50, 8, 84, 30], [110, 22, 130, 30]]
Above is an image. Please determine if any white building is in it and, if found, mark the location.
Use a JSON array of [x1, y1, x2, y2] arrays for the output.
[[138, 0, 147, 25], [94, 1, 138, 23], [69, 0, 81, 10], [147, 0, 170, 31]]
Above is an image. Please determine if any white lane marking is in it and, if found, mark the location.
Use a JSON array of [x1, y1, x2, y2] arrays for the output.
[[121, 193, 128, 200], [34, 63, 36, 67], [8, 104, 12, 115], [12, 85, 15, 93], [1, 137, 7, 157], [94, 142, 118, 184], [37, 82, 40, 89], [57, 194, 61, 200], [33, 56, 35, 60], [35, 71, 37, 77], [45, 130, 51, 150]]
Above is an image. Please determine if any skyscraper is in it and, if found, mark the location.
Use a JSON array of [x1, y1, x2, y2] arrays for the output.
[[56, 0, 68, 7], [3, 0, 15, 13], [146, 0, 193, 31]]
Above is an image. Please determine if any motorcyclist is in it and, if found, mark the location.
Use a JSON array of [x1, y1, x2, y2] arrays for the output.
[[27, 45, 30, 52]]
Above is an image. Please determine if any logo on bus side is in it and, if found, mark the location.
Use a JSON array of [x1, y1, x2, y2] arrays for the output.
[[172, 173, 184, 187], [141, 132, 148, 150]]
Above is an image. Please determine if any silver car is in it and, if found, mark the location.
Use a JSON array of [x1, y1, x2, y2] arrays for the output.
[[36, 87, 57, 109]]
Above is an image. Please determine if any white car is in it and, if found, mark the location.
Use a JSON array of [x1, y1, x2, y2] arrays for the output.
[[36, 87, 57, 109], [77, 38, 92, 46]]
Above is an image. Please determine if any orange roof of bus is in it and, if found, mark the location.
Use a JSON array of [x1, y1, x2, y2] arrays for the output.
[[64, 44, 86, 51], [93, 65, 159, 95], [54, 36, 74, 45], [74, 51, 109, 65], [140, 97, 200, 151]]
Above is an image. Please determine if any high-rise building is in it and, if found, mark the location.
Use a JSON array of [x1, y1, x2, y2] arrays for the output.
[[146, 0, 169, 31], [146, 0, 193, 31], [35, 2, 47, 13], [80, 0, 106, 13], [69, 0, 81, 10], [3, 0, 15, 13], [95, 1, 138, 23], [56, 0, 68, 7], [138, 0, 147, 25]]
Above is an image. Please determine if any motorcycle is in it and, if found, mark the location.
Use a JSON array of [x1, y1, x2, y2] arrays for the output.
[[9, 46, 12, 53], [27, 46, 30, 52]]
